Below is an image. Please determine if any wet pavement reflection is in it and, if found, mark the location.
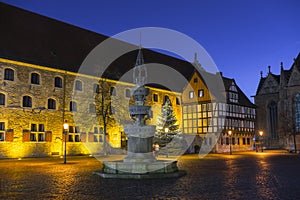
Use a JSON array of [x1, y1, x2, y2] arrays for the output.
[[1, 151, 300, 199]]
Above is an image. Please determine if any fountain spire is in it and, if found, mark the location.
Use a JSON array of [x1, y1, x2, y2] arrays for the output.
[[133, 33, 147, 86]]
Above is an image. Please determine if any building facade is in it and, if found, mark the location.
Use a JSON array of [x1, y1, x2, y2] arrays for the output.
[[182, 65, 256, 153], [0, 57, 181, 158], [255, 53, 300, 150]]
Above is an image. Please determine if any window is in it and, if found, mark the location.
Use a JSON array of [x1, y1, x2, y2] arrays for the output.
[[68, 126, 80, 142], [189, 91, 194, 99], [193, 78, 198, 83], [30, 123, 45, 142], [48, 98, 56, 109], [54, 77, 62, 88], [23, 96, 32, 107], [0, 122, 5, 141], [4, 68, 14, 81], [93, 84, 100, 93], [110, 87, 116, 96], [125, 89, 131, 98], [294, 94, 300, 133], [75, 80, 82, 91], [0, 93, 5, 105], [70, 101, 77, 112], [229, 82, 238, 103], [268, 102, 278, 139], [31, 73, 40, 84], [198, 89, 204, 98], [153, 94, 158, 102], [89, 103, 96, 113], [176, 97, 180, 105], [164, 95, 170, 104]]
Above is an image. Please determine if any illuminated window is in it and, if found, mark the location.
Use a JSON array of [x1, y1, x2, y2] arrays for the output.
[[75, 80, 82, 91], [189, 91, 194, 99], [70, 101, 77, 112], [31, 73, 40, 84], [198, 89, 204, 97], [30, 123, 45, 142], [4, 68, 14, 81], [48, 98, 56, 109], [0, 93, 5, 105], [54, 77, 62, 88], [125, 89, 131, 98], [23, 96, 32, 107]]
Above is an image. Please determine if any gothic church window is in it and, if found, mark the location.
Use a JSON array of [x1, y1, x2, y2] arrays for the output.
[[268, 101, 278, 139], [294, 94, 300, 133]]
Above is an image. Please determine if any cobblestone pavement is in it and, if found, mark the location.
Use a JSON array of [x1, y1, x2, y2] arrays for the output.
[[1, 151, 300, 200]]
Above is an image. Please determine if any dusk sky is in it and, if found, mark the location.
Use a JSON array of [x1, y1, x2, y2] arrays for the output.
[[3, 0, 300, 100]]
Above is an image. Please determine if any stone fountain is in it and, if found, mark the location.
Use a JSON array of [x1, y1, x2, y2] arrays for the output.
[[94, 46, 186, 179]]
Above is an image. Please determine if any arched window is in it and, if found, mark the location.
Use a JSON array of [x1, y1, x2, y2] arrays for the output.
[[0, 93, 5, 105], [268, 101, 278, 139], [4, 68, 14, 81], [70, 101, 77, 112], [31, 73, 40, 84], [54, 77, 62, 88], [23, 96, 32, 107], [48, 98, 56, 109], [75, 80, 82, 91], [294, 94, 300, 133]]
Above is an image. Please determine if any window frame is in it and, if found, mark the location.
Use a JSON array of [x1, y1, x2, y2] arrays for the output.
[[4, 68, 14, 81]]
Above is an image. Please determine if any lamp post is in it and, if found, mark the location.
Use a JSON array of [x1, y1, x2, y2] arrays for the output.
[[228, 130, 232, 155], [63, 120, 69, 164], [165, 127, 169, 158], [259, 130, 263, 152]]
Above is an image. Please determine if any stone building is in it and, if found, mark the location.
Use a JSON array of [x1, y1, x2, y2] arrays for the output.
[[182, 58, 256, 153], [0, 3, 182, 158], [255, 53, 300, 150]]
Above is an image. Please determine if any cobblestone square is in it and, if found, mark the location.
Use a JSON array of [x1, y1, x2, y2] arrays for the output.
[[1, 151, 300, 199]]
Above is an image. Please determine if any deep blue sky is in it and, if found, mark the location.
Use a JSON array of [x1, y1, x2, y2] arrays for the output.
[[3, 0, 300, 100]]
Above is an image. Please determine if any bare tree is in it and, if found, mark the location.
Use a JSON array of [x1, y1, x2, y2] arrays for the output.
[[280, 112, 297, 153], [94, 77, 129, 155]]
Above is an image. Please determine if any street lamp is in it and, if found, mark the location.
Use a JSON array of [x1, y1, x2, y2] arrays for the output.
[[63, 120, 69, 164], [228, 130, 232, 155], [259, 130, 263, 152], [165, 127, 169, 158]]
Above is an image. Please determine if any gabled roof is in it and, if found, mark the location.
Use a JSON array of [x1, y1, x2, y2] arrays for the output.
[[222, 77, 255, 108]]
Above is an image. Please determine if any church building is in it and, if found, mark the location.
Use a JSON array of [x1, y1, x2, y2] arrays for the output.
[[255, 53, 300, 151]]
